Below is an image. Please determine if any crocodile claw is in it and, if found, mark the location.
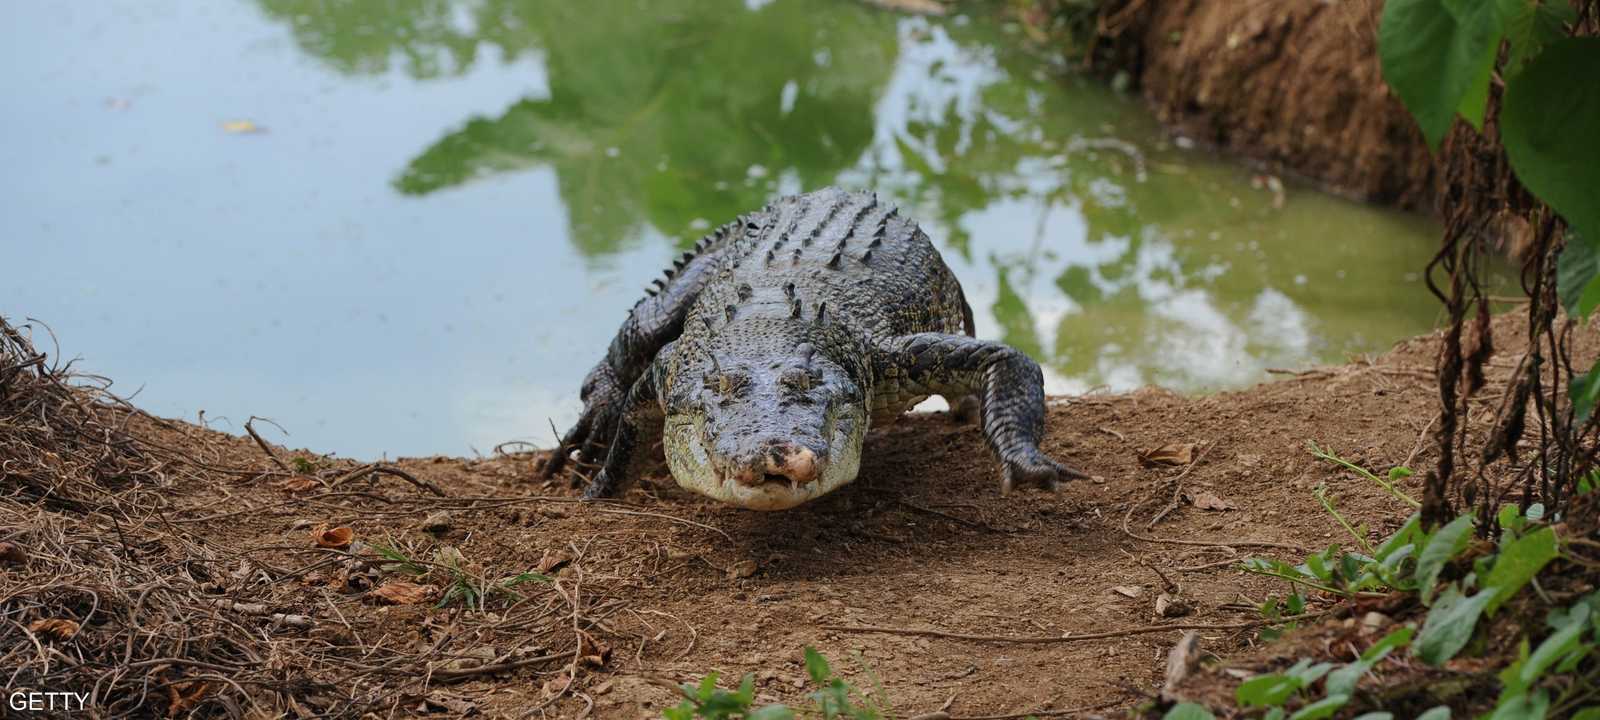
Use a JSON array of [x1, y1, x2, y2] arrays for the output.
[[1001, 450, 1088, 495], [582, 469, 621, 499], [543, 384, 623, 481]]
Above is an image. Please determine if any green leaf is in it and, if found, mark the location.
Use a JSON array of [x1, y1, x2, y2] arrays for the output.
[[1318, 659, 1369, 697], [1570, 360, 1600, 423], [1289, 694, 1349, 720], [1503, 39, 1600, 243], [1366, 626, 1417, 661], [1162, 702, 1216, 720], [1375, 514, 1420, 562], [1498, 503, 1526, 535], [697, 673, 719, 701], [1488, 689, 1550, 720], [1236, 672, 1301, 707], [748, 704, 797, 720], [1327, 627, 1415, 695], [1415, 584, 1495, 664], [1417, 707, 1453, 720], [1510, 604, 1587, 688], [1572, 708, 1600, 720], [803, 647, 832, 684], [1483, 526, 1559, 615], [1379, 0, 1505, 149], [1352, 714, 1394, 720], [1389, 466, 1413, 483], [1288, 661, 1334, 686], [1417, 515, 1475, 604], [1498, 0, 1578, 78], [1557, 232, 1600, 320], [502, 571, 552, 586], [1304, 549, 1334, 583]]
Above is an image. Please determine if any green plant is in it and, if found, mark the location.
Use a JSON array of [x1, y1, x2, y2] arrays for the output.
[[662, 673, 793, 720], [664, 648, 886, 720], [1244, 450, 1423, 600], [1307, 442, 1420, 509], [370, 537, 428, 576], [1205, 498, 1594, 719], [433, 546, 551, 610], [368, 538, 550, 611]]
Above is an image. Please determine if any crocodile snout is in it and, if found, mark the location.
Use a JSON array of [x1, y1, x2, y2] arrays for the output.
[[731, 441, 822, 488]]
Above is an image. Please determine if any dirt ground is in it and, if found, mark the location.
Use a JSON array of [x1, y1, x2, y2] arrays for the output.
[[7, 314, 1506, 719]]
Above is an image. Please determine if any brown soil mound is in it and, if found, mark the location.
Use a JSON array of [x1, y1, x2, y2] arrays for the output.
[[0, 314, 1554, 718], [1089, 0, 1436, 209]]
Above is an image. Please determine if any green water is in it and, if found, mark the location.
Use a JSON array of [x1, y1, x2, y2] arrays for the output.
[[4, 0, 1449, 457]]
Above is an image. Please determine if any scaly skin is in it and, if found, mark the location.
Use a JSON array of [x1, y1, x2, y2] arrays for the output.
[[542, 187, 1087, 509]]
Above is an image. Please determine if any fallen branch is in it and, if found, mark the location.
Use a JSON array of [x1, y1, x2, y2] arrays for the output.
[[244, 416, 293, 474], [327, 462, 446, 496], [207, 599, 313, 630]]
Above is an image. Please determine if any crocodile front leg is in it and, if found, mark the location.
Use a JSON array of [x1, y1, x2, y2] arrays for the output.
[[877, 333, 1088, 493], [543, 217, 753, 479], [583, 359, 664, 499]]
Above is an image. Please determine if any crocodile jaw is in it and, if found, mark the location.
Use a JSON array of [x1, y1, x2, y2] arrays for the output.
[[664, 410, 866, 511]]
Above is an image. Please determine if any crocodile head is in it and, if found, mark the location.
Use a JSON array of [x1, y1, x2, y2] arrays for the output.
[[662, 324, 867, 510]]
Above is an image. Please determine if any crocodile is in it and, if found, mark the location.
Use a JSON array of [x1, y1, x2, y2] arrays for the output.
[[541, 187, 1087, 510]]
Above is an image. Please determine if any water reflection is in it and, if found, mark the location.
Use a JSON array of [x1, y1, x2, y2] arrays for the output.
[[258, 0, 1447, 396], [4, 0, 1451, 457], [262, 0, 897, 255]]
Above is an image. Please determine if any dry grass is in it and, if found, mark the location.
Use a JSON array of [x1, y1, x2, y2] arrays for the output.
[[0, 318, 605, 717]]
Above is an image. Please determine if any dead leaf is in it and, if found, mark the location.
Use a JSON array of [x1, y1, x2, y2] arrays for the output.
[[221, 119, 264, 134], [1191, 491, 1236, 511], [727, 559, 760, 579], [166, 679, 211, 717], [1139, 443, 1197, 467], [536, 549, 572, 574], [28, 618, 80, 640], [370, 581, 434, 605], [577, 630, 610, 668], [1110, 585, 1143, 599], [0, 541, 25, 564], [313, 526, 353, 549], [1156, 593, 1194, 618]]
